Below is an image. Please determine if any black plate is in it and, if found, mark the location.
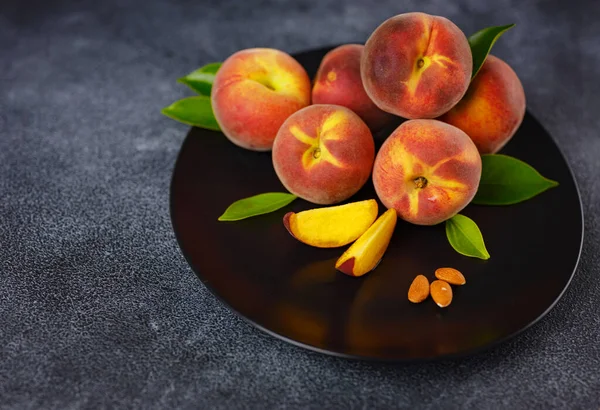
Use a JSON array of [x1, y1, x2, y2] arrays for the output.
[[170, 47, 584, 361]]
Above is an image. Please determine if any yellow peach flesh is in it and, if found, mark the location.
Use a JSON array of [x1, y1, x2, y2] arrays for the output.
[[335, 208, 397, 277], [283, 199, 379, 248]]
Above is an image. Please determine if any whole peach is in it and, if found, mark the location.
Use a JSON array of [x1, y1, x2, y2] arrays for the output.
[[211, 48, 311, 151], [312, 44, 394, 131], [373, 119, 481, 225], [438, 54, 526, 154], [273, 104, 375, 205], [361, 12, 472, 119]]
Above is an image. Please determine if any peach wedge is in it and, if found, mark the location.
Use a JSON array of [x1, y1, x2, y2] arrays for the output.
[[283, 199, 378, 248], [335, 208, 397, 277]]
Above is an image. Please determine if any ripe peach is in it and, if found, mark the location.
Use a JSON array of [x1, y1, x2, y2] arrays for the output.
[[312, 44, 394, 131], [361, 12, 472, 119], [373, 119, 481, 225], [211, 48, 311, 151], [272, 104, 375, 205], [438, 55, 526, 154]]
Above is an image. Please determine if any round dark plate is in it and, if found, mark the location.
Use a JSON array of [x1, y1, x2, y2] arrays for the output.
[[170, 46, 584, 361]]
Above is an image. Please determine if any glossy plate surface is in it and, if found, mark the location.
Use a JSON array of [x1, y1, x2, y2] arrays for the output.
[[170, 47, 583, 361]]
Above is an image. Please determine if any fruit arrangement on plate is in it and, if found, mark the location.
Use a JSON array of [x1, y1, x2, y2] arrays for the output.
[[163, 12, 558, 305]]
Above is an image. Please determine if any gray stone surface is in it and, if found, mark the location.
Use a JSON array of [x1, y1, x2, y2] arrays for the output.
[[1, 0, 599, 408]]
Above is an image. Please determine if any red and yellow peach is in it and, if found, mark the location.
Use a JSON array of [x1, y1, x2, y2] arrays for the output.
[[361, 12, 472, 119], [372, 119, 481, 225], [272, 104, 375, 205], [312, 44, 394, 131], [439, 54, 526, 154], [211, 48, 311, 151]]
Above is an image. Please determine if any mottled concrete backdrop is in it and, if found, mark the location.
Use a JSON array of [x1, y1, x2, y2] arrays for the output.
[[1, 0, 599, 408]]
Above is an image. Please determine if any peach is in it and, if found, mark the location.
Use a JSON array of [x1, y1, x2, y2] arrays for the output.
[[361, 12, 472, 119], [211, 48, 311, 151], [272, 104, 375, 205], [283, 199, 378, 248], [438, 55, 526, 154], [312, 44, 394, 131], [372, 119, 481, 225], [335, 208, 397, 277]]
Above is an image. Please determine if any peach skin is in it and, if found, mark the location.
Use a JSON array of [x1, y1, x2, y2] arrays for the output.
[[361, 12, 472, 119], [439, 54, 526, 154], [312, 44, 394, 131], [211, 48, 311, 151], [283, 199, 378, 248], [372, 119, 482, 225], [335, 208, 397, 277], [272, 104, 375, 205]]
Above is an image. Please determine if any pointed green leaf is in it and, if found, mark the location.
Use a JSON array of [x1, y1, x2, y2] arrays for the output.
[[446, 214, 490, 260], [218, 193, 297, 221], [177, 62, 222, 96], [161, 96, 220, 131], [468, 24, 515, 79], [473, 154, 559, 205]]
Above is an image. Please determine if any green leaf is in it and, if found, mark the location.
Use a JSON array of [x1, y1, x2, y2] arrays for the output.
[[218, 193, 297, 221], [161, 96, 221, 131], [468, 24, 515, 79], [473, 154, 559, 205], [446, 214, 490, 260], [178, 62, 222, 96]]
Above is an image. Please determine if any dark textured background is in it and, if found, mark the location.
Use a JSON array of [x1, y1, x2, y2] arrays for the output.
[[1, 0, 599, 408]]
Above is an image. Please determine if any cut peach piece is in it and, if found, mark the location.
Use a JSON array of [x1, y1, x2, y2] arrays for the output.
[[335, 208, 397, 277], [283, 199, 378, 248]]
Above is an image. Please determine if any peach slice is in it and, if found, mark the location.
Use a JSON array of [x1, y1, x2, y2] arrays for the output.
[[335, 208, 397, 277], [283, 199, 378, 248]]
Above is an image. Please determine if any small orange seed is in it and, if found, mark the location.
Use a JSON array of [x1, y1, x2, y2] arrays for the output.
[[408, 274, 430, 303], [430, 280, 453, 308], [435, 267, 466, 285]]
